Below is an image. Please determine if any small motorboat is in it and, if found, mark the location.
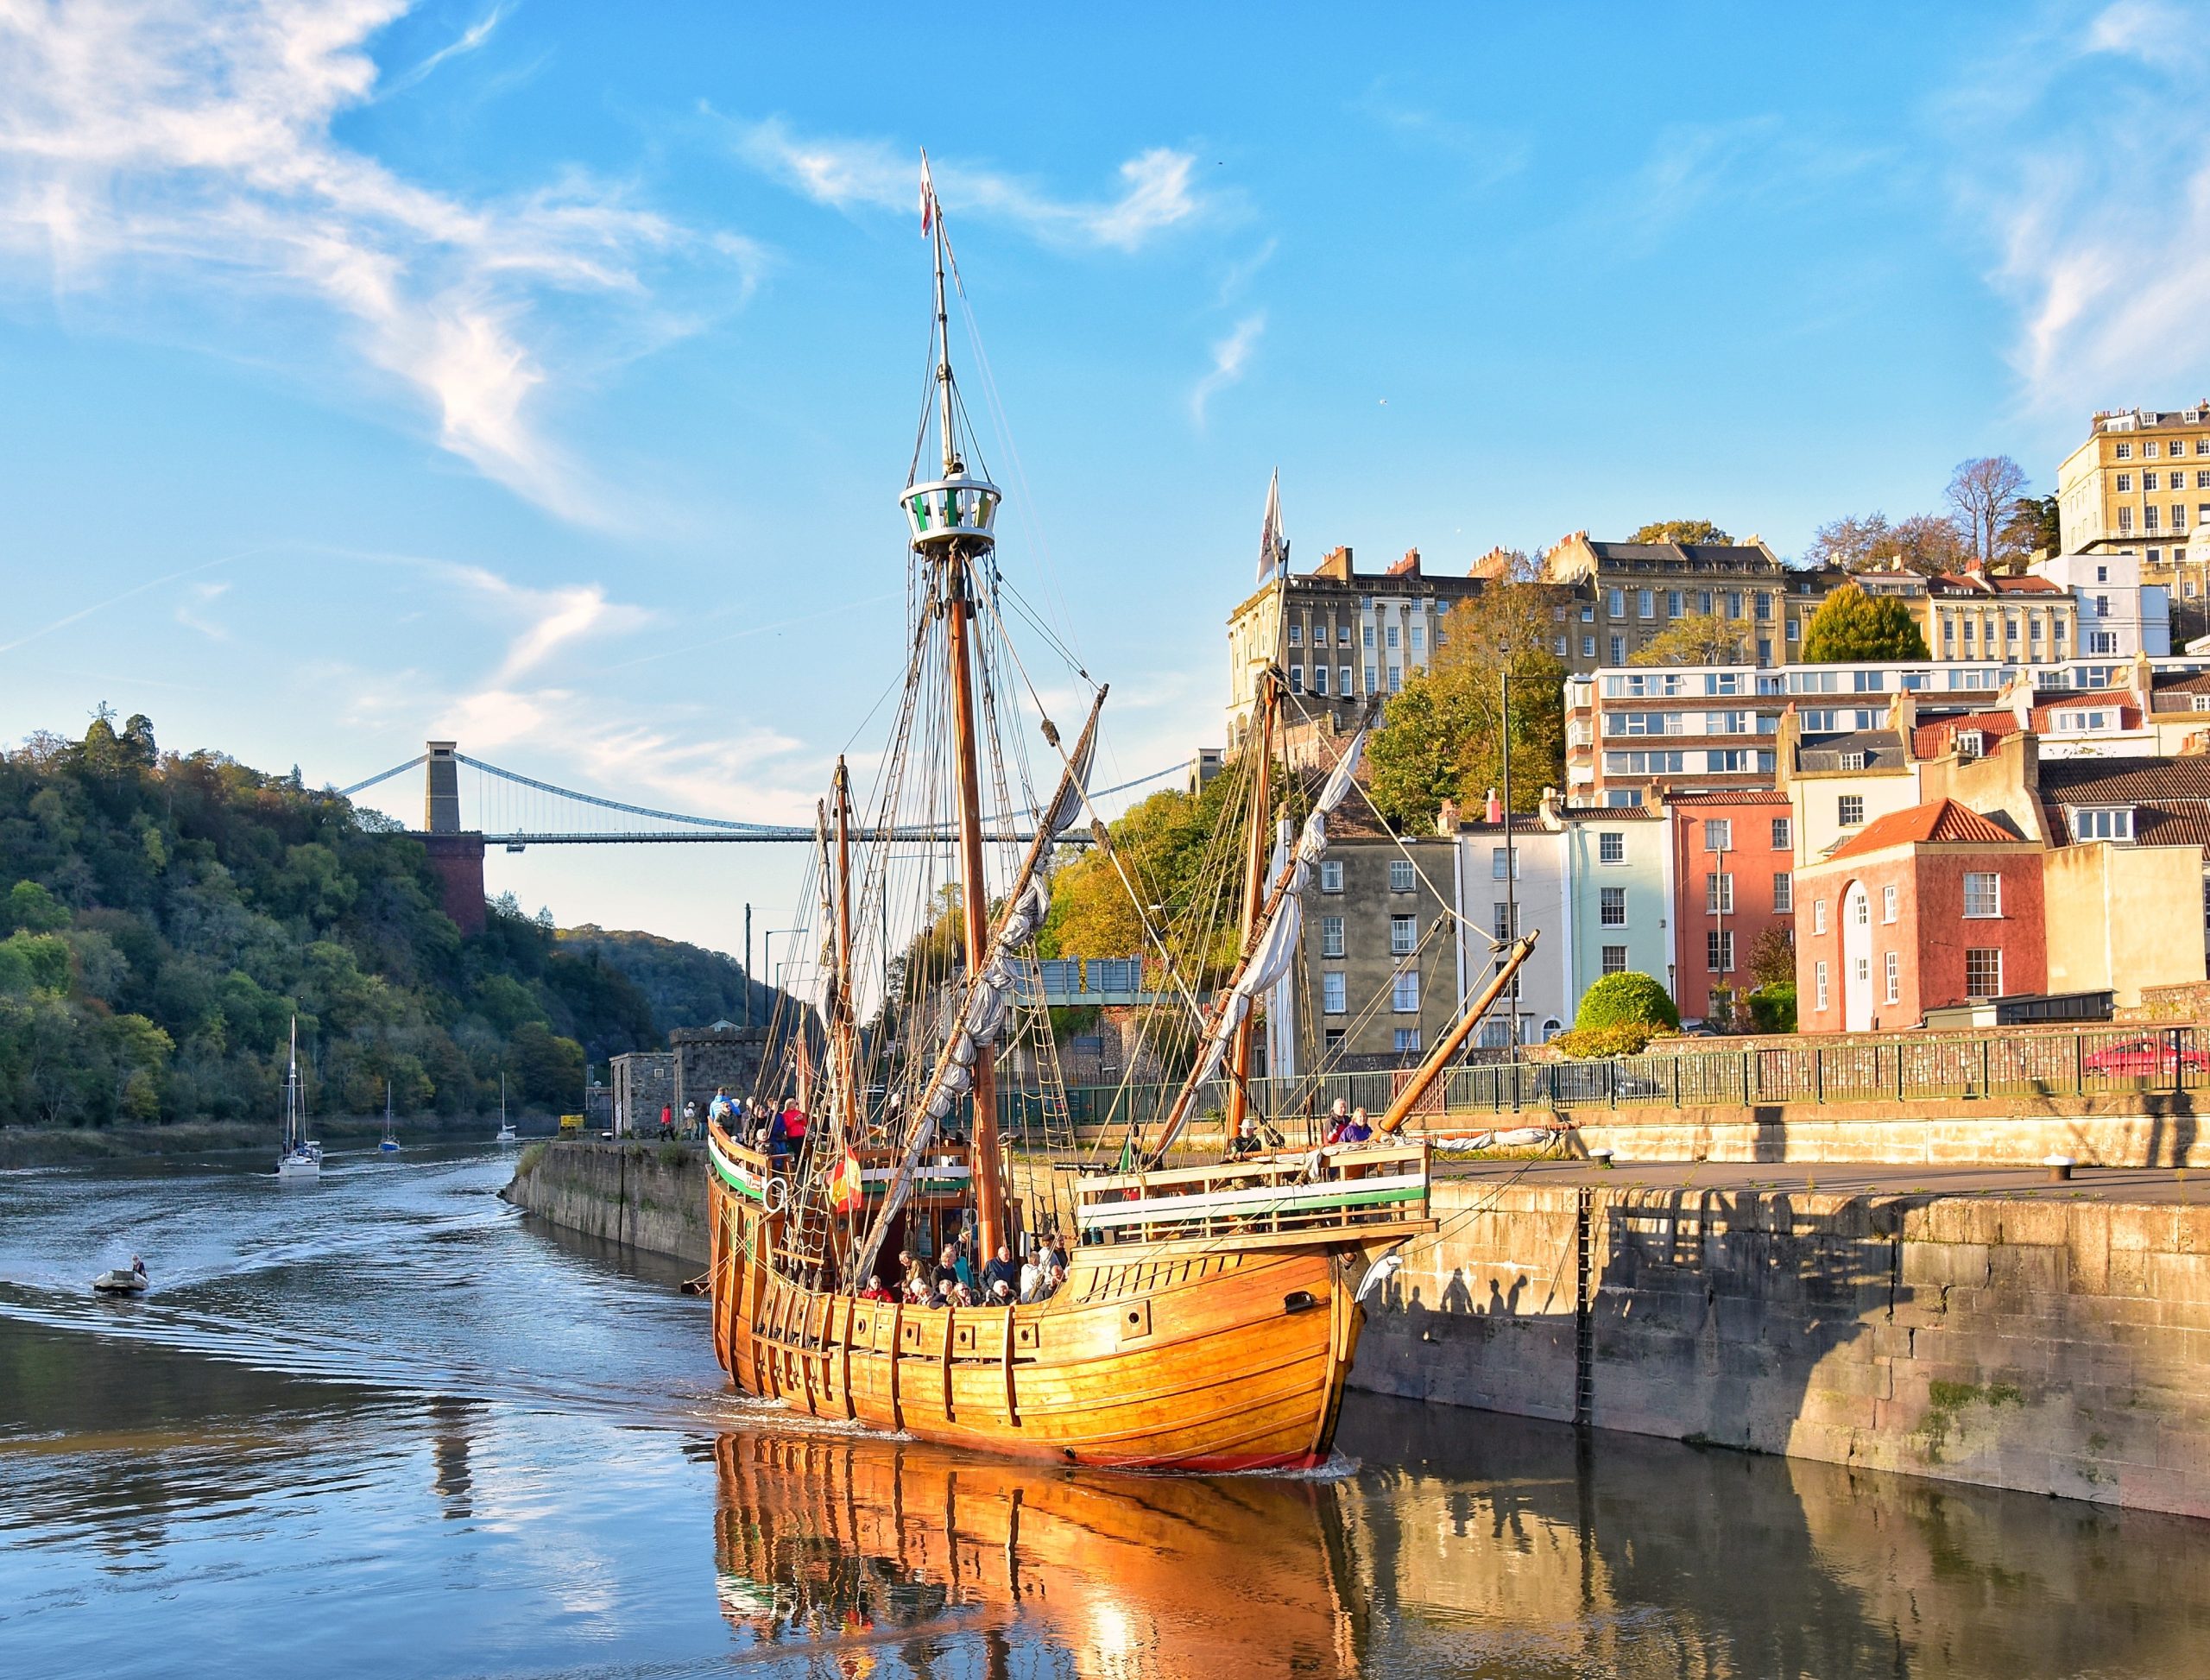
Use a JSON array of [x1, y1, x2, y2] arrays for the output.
[[93, 1265, 148, 1296]]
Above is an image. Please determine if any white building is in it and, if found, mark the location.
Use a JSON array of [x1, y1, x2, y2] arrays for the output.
[[2030, 547, 2171, 658]]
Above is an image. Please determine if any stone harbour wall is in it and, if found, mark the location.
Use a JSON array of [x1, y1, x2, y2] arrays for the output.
[[1354, 1178, 2210, 1519], [503, 1140, 710, 1266]]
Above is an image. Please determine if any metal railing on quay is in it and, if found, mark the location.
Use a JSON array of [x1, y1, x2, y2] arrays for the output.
[[995, 1022, 2209, 1133]]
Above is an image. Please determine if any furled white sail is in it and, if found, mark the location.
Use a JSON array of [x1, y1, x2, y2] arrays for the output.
[[1176, 732, 1364, 1099]]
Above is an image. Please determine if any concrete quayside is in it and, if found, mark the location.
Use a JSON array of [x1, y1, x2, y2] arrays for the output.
[[504, 1135, 2210, 1519]]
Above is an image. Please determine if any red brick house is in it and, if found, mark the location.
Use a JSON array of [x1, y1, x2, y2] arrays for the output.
[[1793, 798, 2046, 1033], [1664, 789, 1795, 1026]]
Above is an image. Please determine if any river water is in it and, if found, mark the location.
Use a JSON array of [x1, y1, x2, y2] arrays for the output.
[[2, 1146, 2204, 1678]]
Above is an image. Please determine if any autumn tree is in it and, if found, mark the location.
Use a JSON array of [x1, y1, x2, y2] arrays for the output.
[[1805, 509, 1971, 576], [1800, 582, 1929, 662], [1946, 456, 2029, 563], [1367, 578, 1567, 831], [1628, 612, 1750, 666], [1627, 519, 1732, 546]]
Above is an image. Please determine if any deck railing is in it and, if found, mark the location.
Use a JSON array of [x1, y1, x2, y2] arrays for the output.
[[1072, 1141, 1430, 1245], [1001, 1023, 2208, 1134]]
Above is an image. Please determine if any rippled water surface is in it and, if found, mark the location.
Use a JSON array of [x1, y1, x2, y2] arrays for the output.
[[3, 1146, 2205, 1678]]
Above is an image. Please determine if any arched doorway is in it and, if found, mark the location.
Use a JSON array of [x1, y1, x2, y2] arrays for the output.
[[1841, 881, 1873, 1032]]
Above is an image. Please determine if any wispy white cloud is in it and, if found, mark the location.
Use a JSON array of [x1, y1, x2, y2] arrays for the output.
[[1354, 85, 1531, 191], [374, 1, 511, 101], [1948, 1, 2210, 413], [725, 115, 1213, 251], [174, 580, 232, 640], [1190, 313, 1264, 426], [419, 559, 655, 682], [0, 1, 740, 523]]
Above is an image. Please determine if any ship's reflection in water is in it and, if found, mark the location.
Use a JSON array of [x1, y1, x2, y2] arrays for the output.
[[708, 1430, 1363, 1676]]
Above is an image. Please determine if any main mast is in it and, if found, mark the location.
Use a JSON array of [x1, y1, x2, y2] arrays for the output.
[[901, 190, 1010, 1258]]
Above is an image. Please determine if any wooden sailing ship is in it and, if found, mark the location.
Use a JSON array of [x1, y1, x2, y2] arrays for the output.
[[707, 166, 1534, 1471]]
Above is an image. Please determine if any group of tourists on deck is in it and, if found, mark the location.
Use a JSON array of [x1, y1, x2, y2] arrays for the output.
[[864, 1231, 1070, 1310], [1224, 1097, 1378, 1159]]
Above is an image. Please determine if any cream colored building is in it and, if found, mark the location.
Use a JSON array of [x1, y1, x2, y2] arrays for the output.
[[1853, 568, 2078, 665], [2056, 407, 2210, 604]]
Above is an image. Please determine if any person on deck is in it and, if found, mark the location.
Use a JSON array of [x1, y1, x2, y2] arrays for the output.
[[1323, 1098, 1351, 1145], [982, 1243, 1019, 1299], [767, 1103, 792, 1166], [860, 1275, 897, 1303], [952, 1241, 976, 1296], [1018, 1252, 1043, 1304], [1341, 1107, 1373, 1145], [780, 1099, 807, 1155], [934, 1245, 963, 1298], [1228, 1116, 1264, 1158], [660, 1104, 674, 1140], [708, 1088, 733, 1127]]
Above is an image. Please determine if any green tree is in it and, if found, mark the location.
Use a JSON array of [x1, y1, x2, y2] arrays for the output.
[[1575, 970, 1680, 1033], [1627, 613, 1750, 666], [1367, 578, 1567, 831], [1997, 493, 2060, 566], [1627, 519, 1732, 546], [1800, 583, 1929, 662], [1746, 925, 1796, 990]]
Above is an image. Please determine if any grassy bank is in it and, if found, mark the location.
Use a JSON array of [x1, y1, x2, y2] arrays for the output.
[[0, 1113, 559, 1169]]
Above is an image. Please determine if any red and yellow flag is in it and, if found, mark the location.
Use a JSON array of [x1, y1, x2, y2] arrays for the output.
[[829, 1146, 864, 1213]]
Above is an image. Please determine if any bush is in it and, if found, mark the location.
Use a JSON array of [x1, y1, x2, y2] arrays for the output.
[[1550, 1022, 1654, 1059], [1574, 971, 1679, 1033], [1746, 982, 1797, 1034]]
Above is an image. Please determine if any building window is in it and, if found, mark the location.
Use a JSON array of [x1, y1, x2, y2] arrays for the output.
[[1771, 817, 1791, 849], [1290, 667, 1304, 693], [1838, 796, 1865, 827], [1853, 891, 1869, 925], [1341, 665, 1353, 695], [2071, 807, 2134, 841], [1963, 871, 2002, 918], [1706, 872, 1733, 913], [1772, 871, 1792, 912], [1386, 623, 1400, 649], [2119, 508, 2134, 534], [1600, 887, 1626, 926], [1390, 914, 1416, 955], [1323, 972, 1348, 1014], [1556, 636, 1569, 657], [2116, 443, 2131, 459], [2147, 471, 2161, 491], [1598, 831, 1625, 864], [1478, 1017, 1512, 1049], [1813, 899, 1828, 935], [1708, 928, 1734, 973], [1338, 624, 1353, 646], [1609, 636, 1626, 664], [1601, 944, 1628, 976], [1882, 883, 1898, 923], [1287, 622, 1302, 646], [1491, 848, 1520, 879], [1390, 858, 1416, 892], [1320, 915, 1344, 958], [1394, 1027, 1423, 1053], [1312, 665, 1328, 696], [1582, 636, 1596, 660], [1965, 947, 2003, 997], [1607, 588, 1626, 617], [1324, 1027, 1346, 1056], [1365, 665, 1378, 693], [1410, 625, 1424, 651], [1389, 666, 1403, 693], [1493, 900, 1518, 940], [1838, 752, 1867, 772], [1666, 590, 1683, 617], [1705, 818, 1733, 852], [1884, 950, 1900, 1004], [1638, 589, 1655, 619], [1581, 603, 1596, 622], [1319, 861, 1344, 894], [1363, 624, 1375, 648], [1815, 960, 1829, 1012], [1391, 966, 1420, 1013]]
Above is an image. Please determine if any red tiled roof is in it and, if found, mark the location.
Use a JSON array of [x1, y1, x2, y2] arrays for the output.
[[1910, 711, 2019, 760], [2028, 692, 2140, 732], [1824, 797, 2025, 862], [1662, 789, 1792, 807], [2041, 756, 2210, 803]]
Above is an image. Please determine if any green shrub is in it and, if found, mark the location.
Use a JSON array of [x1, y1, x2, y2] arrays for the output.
[[1574, 971, 1680, 1033], [1550, 1022, 1654, 1059], [1746, 982, 1797, 1034]]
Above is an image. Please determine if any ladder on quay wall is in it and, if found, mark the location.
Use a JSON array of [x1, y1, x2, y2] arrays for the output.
[[1573, 1185, 1594, 1429]]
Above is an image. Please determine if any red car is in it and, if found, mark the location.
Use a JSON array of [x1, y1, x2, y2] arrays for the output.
[[2080, 1036, 2210, 1078]]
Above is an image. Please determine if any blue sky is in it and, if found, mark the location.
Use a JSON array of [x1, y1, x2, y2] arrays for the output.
[[1, 1, 2201, 958]]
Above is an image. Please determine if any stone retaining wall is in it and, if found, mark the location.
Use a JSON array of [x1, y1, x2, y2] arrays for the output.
[[502, 1140, 710, 1266], [1354, 1178, 2210, 1518]]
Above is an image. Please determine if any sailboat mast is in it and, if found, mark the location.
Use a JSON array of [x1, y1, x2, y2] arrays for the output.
[[1224, 673, 1277, 1133], [831, 757, 859, 1145]]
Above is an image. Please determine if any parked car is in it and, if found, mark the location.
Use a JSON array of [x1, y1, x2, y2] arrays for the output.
[[2080, 1035, 2210, 1078]]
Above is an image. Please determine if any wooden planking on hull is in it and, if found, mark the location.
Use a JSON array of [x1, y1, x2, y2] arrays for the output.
[[709, 1174, 1378, 1469]]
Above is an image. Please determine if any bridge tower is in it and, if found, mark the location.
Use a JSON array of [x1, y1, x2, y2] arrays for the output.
[[418, 741, 487, 936]]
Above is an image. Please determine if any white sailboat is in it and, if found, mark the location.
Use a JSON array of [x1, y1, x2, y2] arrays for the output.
[[496, 1073, 516, 1144], [275, 1019, 322, 1182], [379, 1081, 401, 1153]]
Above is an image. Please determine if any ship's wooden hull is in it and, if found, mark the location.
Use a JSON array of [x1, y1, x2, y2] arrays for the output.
[[706, 1171, 1380, 1471]]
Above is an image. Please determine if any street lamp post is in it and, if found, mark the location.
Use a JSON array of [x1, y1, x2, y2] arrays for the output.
[[1500, 667, 1520, 1113]]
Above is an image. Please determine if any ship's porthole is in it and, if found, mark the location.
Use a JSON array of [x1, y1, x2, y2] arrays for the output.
[[1284, 1291, 1319, 1314]]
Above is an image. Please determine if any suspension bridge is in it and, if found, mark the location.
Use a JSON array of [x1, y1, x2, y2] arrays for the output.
[[333, 742, 1184, 932]]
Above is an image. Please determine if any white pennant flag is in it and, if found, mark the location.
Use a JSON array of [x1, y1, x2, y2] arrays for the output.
[[919, 152, 936, 236], [1258, 468, 1289, 584]]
